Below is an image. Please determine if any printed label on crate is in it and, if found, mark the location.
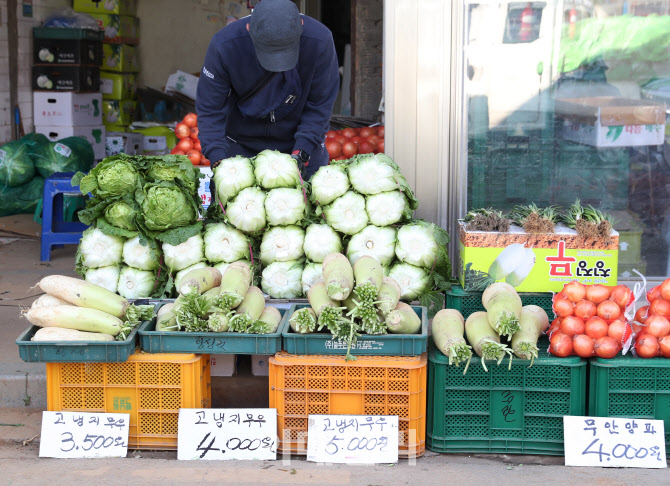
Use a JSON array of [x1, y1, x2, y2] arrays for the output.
[[563, 416, 666, 469], [324, 340, 384, 351], [54, 143, 72, 158], [307, 415, 399, 464], [178, 408, 277, 461], [39, 411, 130, 459]]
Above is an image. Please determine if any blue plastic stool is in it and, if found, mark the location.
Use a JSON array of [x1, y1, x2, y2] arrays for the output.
[[40, 172, 88, 262]]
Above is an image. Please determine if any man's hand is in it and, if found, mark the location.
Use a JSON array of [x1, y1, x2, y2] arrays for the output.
[[291, 150, 310, 177]]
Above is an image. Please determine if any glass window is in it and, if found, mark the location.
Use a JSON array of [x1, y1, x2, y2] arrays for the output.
[[464, 1, 670, 279]]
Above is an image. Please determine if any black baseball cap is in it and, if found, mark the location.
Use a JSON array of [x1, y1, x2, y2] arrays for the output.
[[249, 0, 303, 72]]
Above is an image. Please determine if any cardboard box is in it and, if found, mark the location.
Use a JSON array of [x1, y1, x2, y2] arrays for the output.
[[73, 0, 137, 16], [210, 355, 236, 377], [132, 126, 177, 156], [89, 14, 139, 44], [458, 222, 619, 293], [105, 131, 143, 156], [165, 70, 199, 101], [103, 99, 136, 126], [102, 44, 139, 72], [33, 92, 102, 126], [100, 72, 136, 100], [35, 125, 106, 160], [556, 97, 666, 147], [33, 38, 102, 66], [250, 355, 271, 377], [32, 65, 100, 92], [198, 166, 212, 212]]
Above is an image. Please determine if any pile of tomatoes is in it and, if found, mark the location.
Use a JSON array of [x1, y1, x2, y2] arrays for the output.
[[170, 112, 210, 166], [325, 125, 384, 161], [631, 280, 670, 358], [549, 282, 635, 359]]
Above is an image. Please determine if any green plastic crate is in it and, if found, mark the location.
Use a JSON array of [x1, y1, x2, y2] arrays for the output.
[[281, 303, 428, 356], [137, 304, 286, 355], [16, 324, 140, 363], [588, 355, 670, 456], [33, 27, 103, 41], [427, 341, 587, 455], [445, 285, 554, 320]]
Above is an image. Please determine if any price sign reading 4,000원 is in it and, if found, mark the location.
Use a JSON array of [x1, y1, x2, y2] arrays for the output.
[[564, 416, 666, 469]]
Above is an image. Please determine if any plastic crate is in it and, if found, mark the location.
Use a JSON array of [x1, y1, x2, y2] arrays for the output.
[[589, 354, 670, 456], [445, 285, 554, 320], [16, 325, 140, 363], [46, 352, 211, 450], [281, 304, 428, 356], [138, 304, 286, 355], [427, 343, 587, 455], [269, 352, 427, 458]]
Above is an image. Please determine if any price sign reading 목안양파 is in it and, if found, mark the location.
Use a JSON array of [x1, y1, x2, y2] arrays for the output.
[[39, 411, 130, 459], [307, 415, 399, 464], [177, 408, 277, 461], [563, 416, 667, 469]]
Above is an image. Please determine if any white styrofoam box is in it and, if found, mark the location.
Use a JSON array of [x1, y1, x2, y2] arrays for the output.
[[33, 92, 103, 127], [165, 70, 199, 101], [198, 166, 213, 212], [106, 131, 143, 156], [251, 355, 271, 377], [210, 354, 236, 377], [35, 124, 106, 160]]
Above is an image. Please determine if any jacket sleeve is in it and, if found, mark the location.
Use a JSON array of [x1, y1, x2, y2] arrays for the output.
[[196, 39, 233, 164], [292, 33, 339, 157]]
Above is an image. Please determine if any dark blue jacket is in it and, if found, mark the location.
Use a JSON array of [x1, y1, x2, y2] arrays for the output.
[[196, 15, 339, 174]]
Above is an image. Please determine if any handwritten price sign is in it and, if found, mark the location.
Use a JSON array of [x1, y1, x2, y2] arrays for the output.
[[39, 412, 129, 459], [564, 416, 666, 468], [178, 408, 277, 461], [307, 415, 399, 464]]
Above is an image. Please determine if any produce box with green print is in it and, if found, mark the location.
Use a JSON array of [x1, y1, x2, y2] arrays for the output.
[[102, 44, 139, 72], [459, 222, 618, 293], [74, 0, 137, 16], [89, 14, 139, 44], [100, 72, 136, 100], [103, 100, 136, 126]]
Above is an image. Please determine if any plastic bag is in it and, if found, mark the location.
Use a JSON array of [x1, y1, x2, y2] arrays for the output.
[[0, 140, 36, 188], [29, 137, 94, 178], [42, 7, 99, 30], [0, 176, 44, 217]]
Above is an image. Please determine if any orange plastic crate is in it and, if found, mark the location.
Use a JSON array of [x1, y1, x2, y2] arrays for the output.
[[46, 352, 211, 450], [269, 352, 427, 458]]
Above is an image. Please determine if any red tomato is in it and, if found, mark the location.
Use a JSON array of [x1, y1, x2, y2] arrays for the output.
[[177, 138, 194, 153], [341, 128, 356, 139], [358, 141, 375, 154], [190, 127, 199, 140], [175, 122, 190, 139], [325, 140, 342, 158], [359, 127, 376, 138], [326, 130, 338, 139], [341, 141, 357, 158], [376, 126, 385, 137], [183, 113, 197, 128], [186, 150, 201, 165], [375, 139, 385, 153]]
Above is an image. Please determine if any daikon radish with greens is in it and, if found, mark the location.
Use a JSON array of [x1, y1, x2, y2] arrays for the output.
[[256, 306, 283, 333], [229, 286, 266, 332], [31, 294, 70, 309], [482, 282, 522, 339], [350, 256, 385, 334], [432, 309, 472, 372], [322, 253, 354, 301], [32, 327, 115, 342], [179, 267, 222, 295], [155, 303, 178, 332], [386, 305, 421, 335], [465, 311, 513, 371], [216, 261, 252, 310], [289, 307, 317, 334], [308, 282, 346, 333], [208, 313, 229, 332], [36, 275, 129, 318], [511, 305, 549, 364], [24, 305, 124, 336], [376, 277, 401, 316]]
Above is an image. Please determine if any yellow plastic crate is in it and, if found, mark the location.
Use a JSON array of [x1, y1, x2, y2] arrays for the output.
[[269, 352, 427, 458], [46, 352, 211, 450]]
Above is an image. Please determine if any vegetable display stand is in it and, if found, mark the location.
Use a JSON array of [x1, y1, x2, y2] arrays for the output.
[[589, 355, 670, 456], [137, 304, 286, 355], [281, 304, 428, 356], [16, 325, 140, 363], [269, 352, 427, 458], [46, 352, 211, 450], [446, 285, 553, 320], [426, 344, 587, 455]]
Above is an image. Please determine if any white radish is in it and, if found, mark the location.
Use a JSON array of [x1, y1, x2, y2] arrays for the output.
[[32, 327, 115, 342], [24, 305, 124, 336], [37, 275, 129, 318], [31, 294, 71, 309]]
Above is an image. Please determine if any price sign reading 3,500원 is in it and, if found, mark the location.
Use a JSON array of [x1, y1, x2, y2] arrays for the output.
[[39, 411, 130, 459], [563, 416, 666, 469]]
